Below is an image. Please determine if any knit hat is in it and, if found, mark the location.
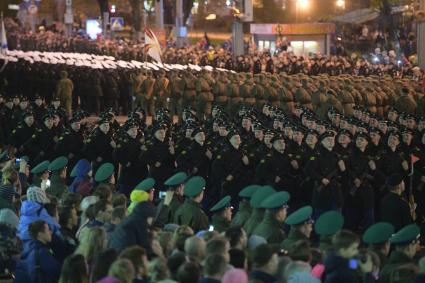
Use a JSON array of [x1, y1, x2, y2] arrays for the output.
[[222, 269, 248, 283], [128, 190, 149, 214], [0, 208, 19, 229], [26, 186, 50, 204]]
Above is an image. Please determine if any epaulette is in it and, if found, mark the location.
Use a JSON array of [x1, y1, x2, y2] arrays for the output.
[[216, 155, 222, 160], [181, 150, 187, 155]]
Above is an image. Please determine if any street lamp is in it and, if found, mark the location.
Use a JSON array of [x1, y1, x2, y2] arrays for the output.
[[336, 0, 345, 9], [295, 0, 309, 22], [298, 0, 309, 10]]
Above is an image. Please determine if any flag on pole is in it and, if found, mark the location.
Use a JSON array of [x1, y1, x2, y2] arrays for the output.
[[144, 28, 162, 64], [410, 154, 420, 176], [0, 14, 8, 55]]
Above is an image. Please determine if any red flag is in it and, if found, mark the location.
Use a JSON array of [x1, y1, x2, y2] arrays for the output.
[[411, 154, 420, 165]]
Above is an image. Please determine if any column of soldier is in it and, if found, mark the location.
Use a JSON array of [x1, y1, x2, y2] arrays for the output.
[[1, 50, 425, 281]]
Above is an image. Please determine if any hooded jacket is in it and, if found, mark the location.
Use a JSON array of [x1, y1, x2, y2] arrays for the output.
[[17, 200, 61, 242], [68, 159, 93, 196]]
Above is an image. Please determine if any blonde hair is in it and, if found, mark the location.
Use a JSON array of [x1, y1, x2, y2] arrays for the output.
[[108, 258, 135, 283], [74, 227, 107, 263], [1, 168, 18, 185]]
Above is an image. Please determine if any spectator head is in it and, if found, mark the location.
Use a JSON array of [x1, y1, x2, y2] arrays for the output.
[[28, 220, 52, 244], [174, 225, 194, 252], [75, 227, 107, 263], [94, 184, 113, 203], [205, 236, 230, 263], [119, 246, 148, 278], [184, 236, 206, 263], [87, 200, 113, 223], [58, 254, 88, 283], [111, 206, 126, 225], [158, 231, 175, 257], [61, 193, 82, 211], [229, 248, 247, 269], [177, 262, 201, 283], [112, 194, 127, 208], [204, 254, 228, 279], [288, 240, 312, 263], [1, 167, 19, 187], [225, 226, 248, 249], [44, 202, 59, 222], [167, 251, 186, 280], [387, 174, 405, 194], [0, 208, 19, 229], [252, 244, 279, 275], [332, 230, 360, 259], [107, 258, 135, 283], [148, 257, 171, 282], [90, 249, 118, 283], [59, 205, 78, 229]]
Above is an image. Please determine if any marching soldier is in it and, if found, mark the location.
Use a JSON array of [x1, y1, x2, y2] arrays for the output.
[[113, 120, 148, 196], [83, 117, 116, 173], [24, 113, 57, 164], [304, 130, 346, 217], [54, 116, 84, 169]]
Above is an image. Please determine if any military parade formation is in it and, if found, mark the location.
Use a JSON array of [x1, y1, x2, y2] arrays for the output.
[[1, 45, 425, 282]]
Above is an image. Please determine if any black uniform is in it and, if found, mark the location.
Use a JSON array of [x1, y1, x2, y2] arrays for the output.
[[304, 145, 343, 215], [114, 134, 148, 195]]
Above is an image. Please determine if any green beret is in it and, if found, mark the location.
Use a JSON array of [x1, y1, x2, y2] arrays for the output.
[[261, 191, 290, 209], [94, 163, 115, 183], [285, 205, 313, 225], [363, 222, 395, 244], [135, 178, 156, 191], [184, 176, 206, 197], [239, 185, 261, 198], [210, 196, 231, 212], [315, 211, 344, 236], [164, 172, 187, 186], [390, 224, 420, 245], [48, 156, 68, 171], [250, 186, 276, 208], [31, 160, 50, 174]]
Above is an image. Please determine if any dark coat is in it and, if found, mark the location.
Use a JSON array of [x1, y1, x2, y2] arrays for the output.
[[108, 201, 156, 253], [324, 253, 359, 283], [14, 239, 61, 283], [379, 192, 413, 231]]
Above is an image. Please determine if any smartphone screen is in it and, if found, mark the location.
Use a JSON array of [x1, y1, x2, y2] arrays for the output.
[[349, 259, 358, 270], [159, 191, 167, 199]]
